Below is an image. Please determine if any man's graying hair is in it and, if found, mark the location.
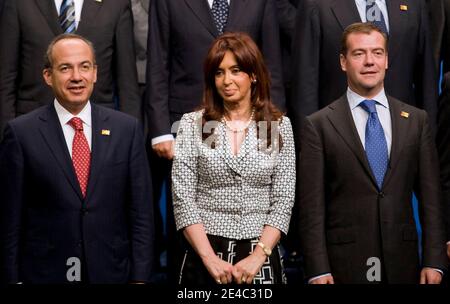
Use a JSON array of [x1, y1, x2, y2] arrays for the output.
[[44, 33, 97, 69]]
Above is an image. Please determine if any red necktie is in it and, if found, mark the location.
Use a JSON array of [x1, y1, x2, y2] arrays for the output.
[[68, 117, 91, 197]]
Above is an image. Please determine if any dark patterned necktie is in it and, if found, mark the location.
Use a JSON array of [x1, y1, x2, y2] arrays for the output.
[[359, 99, 388, 190], [366, 0, 388, 35], [59, 0, 76, 33], [211, 0, 229, 35]]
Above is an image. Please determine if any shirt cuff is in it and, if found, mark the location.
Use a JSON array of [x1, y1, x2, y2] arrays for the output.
[[151, 134, 174, 146], [308, 273, 332, 284]]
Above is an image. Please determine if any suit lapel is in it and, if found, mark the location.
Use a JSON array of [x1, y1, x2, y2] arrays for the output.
[[35, 0, 63, 36], [386, 0, 409, 64], [76, 0, 103, 35], [225, 0, 248, 31], [84, 105, 111, 202], [381, 97, 409, 188], [330, 0, 361, 31], [327, 97, 379, 188], [184, 0, 218, 37], [39, 105, 84, 200]]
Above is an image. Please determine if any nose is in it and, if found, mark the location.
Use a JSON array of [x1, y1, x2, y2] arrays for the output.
[[223, 71, 232, 85], [364, 53, 375, 66], [70, 67, 82, 81]]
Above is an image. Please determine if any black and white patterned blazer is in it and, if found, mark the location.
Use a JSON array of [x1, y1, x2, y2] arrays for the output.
[[172, 111, 296, 240]]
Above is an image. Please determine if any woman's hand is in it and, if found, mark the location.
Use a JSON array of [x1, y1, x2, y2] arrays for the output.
[[201, 254, 234, 284], [232, 249, 267, 284]]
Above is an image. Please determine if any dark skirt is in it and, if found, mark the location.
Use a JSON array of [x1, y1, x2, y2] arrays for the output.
[[178, 234, 287, 284]]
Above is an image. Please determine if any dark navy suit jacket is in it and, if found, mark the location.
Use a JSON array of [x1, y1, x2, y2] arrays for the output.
[[0, 104, 154, 283]]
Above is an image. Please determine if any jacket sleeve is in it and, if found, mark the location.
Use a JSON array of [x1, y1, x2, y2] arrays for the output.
[[114, 0, 143, 121], [171, 114, 202, 230], [0, 123, 24, 284], [298, 117, 332, 279], [0, 0, 20, 137]]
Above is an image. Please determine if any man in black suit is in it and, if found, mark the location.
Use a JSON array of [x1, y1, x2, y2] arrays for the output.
[[436, 71, 450, 269], [147, 0, 285, 160], [0, 0, 141, 136], [0, 34, 154, 284], [290, 0, 438, 143], [298, 23, 447, 284]]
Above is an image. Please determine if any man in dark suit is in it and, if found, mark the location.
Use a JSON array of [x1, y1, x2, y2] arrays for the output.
[[436, 72, 450, 269], [0, 0, 141, 137], [298, 23, 447, 284], [147, 0, 285, 160], [290, 0, 438, 143], [0, 34, 154, 284]]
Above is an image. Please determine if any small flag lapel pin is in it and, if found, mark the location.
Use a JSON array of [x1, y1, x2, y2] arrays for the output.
[[400, 5, 408, 11], [401, 111, 409, 118], [95, 0, 102, 3], [101, 129, 110, 136]]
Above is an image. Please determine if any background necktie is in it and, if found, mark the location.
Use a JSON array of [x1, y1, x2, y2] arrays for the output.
[[211, 0, 229, 35], [59, 0, 76, 33], [359, 99, 388, 190], [366, 0, 388, 35], [68, 117, 91, 197]]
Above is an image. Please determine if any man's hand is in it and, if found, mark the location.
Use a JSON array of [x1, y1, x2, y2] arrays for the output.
[[309, 274, 334, 284], [152, 140, 174, 160], [420, 268, 442, 284]]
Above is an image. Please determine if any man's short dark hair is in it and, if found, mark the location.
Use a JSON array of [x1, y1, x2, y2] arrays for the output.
[[44, 33, 96, 69], [340, 22, 388, 56]]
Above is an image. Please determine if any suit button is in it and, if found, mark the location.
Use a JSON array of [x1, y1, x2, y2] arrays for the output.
[[81, 208, 88, 215], [379, 192, 385, 198], [78, 240, 83, 247], [235, 175, 242, 181]]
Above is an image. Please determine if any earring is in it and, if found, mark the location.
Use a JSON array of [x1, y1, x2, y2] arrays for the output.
[[252, 79, 257, 84]]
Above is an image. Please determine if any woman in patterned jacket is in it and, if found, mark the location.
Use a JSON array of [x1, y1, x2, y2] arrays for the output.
[[172, 32, 296, 285]]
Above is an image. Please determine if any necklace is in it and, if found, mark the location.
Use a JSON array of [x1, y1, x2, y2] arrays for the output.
[[222, 108, 255, 134]]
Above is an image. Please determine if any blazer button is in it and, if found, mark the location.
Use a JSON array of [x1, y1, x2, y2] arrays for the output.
[[379, 192, 385, 198], [81, 208, 88, 215]]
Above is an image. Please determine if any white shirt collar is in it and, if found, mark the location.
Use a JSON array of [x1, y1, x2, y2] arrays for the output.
[[54, 99, 92, 128], [347, 87, 389, 111]]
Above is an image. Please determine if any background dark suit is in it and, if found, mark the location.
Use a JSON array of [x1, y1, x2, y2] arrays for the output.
[[0, 104, 154, 284], [0, 0, 142, 134], [290, 0, 438, 142], [299, 95, 447, 283], [146, 0, 285, 140], [437, 72, 450, 243]]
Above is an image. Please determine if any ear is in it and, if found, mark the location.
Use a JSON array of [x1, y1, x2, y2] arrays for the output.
[[340, 54, 347, 72], [385, 54, 388, 70], [43, 68, 53, 87], [93, 64, 98, 83]]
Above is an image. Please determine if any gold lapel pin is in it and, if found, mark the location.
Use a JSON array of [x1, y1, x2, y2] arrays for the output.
[[101, 129, 110, 136], [401, 111, 409, 118], [400, 5, 408, 11]]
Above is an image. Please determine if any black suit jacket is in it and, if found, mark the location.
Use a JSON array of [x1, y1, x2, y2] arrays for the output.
[[0, 0, 142, 135], [290, 0, 438, 143], [298, 94, 447, 283], [437, 72, 450, 242], [0, 104, 154, 284], [146, 0, 285, 139]]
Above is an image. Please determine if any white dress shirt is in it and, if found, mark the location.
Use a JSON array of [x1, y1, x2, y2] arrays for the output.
[[207, 0, 231, 7], [354, 0, 390, 32], [54, 0, 84, 29], [54, 99, 92, 157]]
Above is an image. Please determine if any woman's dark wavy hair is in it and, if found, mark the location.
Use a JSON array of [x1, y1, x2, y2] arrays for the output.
[[200, 32, 283, 148]]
